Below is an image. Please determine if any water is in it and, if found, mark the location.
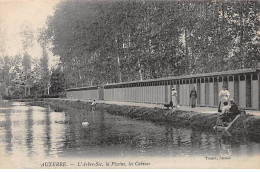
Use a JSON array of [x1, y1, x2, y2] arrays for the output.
[[0, 100, 260, 159]]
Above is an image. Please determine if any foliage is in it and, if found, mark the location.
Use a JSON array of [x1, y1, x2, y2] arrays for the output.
[[1, 0, 260, 98], [50, 66, 65, 95], [40, 45, 50, 94], [19, 22, 35, 51], [0, 54, 64, 99], [44, 0, 260, 87]]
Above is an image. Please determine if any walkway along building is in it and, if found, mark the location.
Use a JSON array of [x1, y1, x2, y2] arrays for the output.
[[66, 68, 260, 110]]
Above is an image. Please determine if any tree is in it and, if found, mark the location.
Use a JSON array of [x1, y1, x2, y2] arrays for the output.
[[50, 66, 65, 95], [19, 22, 35, 97], [20, 22, 34, 51], [0, 21, 7, 58], [22, 52, 31, 96], [44, 0, 260, 88], [40, 46, 50, 94]]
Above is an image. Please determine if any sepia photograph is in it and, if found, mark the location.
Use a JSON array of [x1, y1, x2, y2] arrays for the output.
[[0, 0, 260, 169]]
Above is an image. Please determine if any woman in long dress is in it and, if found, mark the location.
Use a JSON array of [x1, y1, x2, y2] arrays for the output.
[[171, 88, 178, 108]]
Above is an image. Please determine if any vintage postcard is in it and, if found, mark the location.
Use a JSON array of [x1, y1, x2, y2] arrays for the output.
[[0, 0, 260, 169]]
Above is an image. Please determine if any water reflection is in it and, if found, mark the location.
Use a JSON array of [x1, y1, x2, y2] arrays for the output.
[[4, 107, 12, 154], [0, 100, 260, 159], [43, 105, 51, 156], [216, 131, 232, 157], [25, 107, 33, 156]]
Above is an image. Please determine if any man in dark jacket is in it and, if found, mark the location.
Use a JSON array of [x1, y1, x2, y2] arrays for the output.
[[190, 87, 197, 108], [229, 99, 239, 121]]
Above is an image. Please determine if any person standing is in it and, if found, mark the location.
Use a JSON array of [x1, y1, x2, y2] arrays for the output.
[[190, 87, 197, 108], [171, 87, 178, 108], [91, 100, 97, 111], [218, 85, 230, 112]]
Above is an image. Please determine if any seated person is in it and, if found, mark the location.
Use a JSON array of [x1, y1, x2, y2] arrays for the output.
[[229, 99, 239, 121], [220, 102, 231, 124], [222, 102, 230, 114], [164, 101, 173, 109]]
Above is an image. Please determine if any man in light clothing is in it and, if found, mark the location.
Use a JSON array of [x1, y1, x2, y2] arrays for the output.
[[91, 100, 97, 110], [171, 87, 178, 108], [220, 102, 231, 126]]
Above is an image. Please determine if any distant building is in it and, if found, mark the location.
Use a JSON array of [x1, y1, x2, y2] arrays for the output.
[[66, 69, 260, 110]]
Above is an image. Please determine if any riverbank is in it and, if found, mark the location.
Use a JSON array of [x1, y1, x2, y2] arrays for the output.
[[8, 98, 44, 102], [37, 98, 260, 143]]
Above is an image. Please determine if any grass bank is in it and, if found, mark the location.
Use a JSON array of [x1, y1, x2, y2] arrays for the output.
[[41, 98, 260, 142], [8, 98, 44, 102]]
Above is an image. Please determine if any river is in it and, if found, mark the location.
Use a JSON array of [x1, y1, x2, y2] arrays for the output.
[[0, 100, 260, 159]]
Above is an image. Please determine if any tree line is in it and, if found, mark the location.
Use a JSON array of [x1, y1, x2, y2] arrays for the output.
[[0, 53, 65, 99], [0, 22, 65, 99], [1, 0, 259, 99], [44, 0, 260, 88]]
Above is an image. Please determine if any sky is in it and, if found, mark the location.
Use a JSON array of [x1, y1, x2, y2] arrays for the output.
[[0, 0, 61, 67]]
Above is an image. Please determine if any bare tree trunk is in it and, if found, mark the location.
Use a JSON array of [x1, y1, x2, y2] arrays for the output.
[[117, 54, 122, 82], [47, 85, 50, 94], [116, 36, 122, 83], [184, 29, 190, 75], [239, 4, 245, 69], [24, 71, 27, 97], [24, 85, 27, 97], [138, 57, 143, 81]]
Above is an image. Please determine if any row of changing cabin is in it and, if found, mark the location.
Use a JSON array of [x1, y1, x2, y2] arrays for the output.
[[66, 69, 260, 110]]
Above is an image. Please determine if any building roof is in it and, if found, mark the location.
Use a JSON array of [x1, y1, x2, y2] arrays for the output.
[[67, 68, 259, 91], [104, 68, 259, 87], [66, 85, 98, 91]]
